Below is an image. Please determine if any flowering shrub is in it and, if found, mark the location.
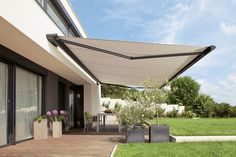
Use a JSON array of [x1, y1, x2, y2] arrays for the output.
[[46, 110, 68, 123]]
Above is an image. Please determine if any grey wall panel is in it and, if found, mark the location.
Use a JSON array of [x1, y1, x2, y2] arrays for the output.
[[45, 71, 58, 111]]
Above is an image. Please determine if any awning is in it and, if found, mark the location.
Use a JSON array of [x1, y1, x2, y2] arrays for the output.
[[47, 34, 215, 87]]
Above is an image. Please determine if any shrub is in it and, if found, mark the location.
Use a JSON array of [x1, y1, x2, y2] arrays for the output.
[[182, 110, 197, 118], [229, 106, 236, 117], [194, 93, 215, 117], [155, 108, 165, 117], [213, 103, 230, 117], [102, 101, 110, 109], [144, 109, 155, 119], [114, 102, 122, 113], [166, 108, 179, 118], [118, 102, 145, 128]]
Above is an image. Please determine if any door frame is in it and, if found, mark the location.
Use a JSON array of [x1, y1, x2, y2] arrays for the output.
[[71, 85, 84, 128]]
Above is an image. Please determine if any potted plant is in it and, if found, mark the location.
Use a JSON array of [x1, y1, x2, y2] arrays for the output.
[[46, 110, 67, 138], [102, 101, 113, 113], [119, 102, 145, 143], [33, 115, 48, 140], [140, 78, 169, 143]]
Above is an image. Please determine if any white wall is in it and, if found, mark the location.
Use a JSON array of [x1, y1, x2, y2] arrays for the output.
[[84, 84, 101, 115], [101, 98, 185, 114], [84, 84, 92, 112], [101, 98, 127, 110], [0, 0, 95, 83], [0, 0, 100, 114]]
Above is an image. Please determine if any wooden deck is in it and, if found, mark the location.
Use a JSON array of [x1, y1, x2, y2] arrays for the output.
[[0, 127, 125, 157]]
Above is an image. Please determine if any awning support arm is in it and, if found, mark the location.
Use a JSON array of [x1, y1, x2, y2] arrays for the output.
[[47, 34, 101, 84], [160, 45, 215, 87]]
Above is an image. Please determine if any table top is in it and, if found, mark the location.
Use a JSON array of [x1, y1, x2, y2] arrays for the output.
[[97, 112, 116, 116]]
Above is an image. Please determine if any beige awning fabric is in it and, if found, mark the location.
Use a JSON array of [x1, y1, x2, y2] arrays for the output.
[[47, 34, 215, 87]]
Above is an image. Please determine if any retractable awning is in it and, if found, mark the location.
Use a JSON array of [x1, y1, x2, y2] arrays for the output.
[[47, 34, 215, 87]]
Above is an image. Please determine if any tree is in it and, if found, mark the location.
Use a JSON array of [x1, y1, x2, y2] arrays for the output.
[[195, 93, 215, 117], [138, 78, 167, 125], [168, 76, 200, 108]]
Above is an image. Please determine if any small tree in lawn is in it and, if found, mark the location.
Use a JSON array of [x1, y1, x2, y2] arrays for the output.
[[139, 78, 167, 125]]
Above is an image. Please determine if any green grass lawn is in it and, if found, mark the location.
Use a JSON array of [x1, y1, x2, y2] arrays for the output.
[[148, 118, 236, 136], [114, 142, 236, 157]]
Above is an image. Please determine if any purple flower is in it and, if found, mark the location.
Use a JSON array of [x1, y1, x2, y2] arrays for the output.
[[64, 111, 67, 115], [60, 110, 65, 115], [46, 111, 51, 116], [52, 110, 58, 115]]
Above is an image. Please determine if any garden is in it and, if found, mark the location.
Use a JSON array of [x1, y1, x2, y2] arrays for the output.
[[102, 76, 236, 156], [149, 118, 236, 136]]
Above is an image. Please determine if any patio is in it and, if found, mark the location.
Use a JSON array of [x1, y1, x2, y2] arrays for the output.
[[0, 128, 124, 157]]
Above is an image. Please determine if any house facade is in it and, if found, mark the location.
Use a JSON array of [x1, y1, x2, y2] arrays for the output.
[[0, 0, 215, 148], [0, 0, 101, 146]]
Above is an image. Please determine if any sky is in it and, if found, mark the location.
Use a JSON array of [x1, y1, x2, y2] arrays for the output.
[[70, 0, 236, 105]]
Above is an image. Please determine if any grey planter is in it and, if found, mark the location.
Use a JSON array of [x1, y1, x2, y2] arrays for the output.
[[149, 125, 169, 143], [126, 126, 145, 143]]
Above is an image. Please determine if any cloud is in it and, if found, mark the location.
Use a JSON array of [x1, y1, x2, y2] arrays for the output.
[[159, 3, 188, 44], [197, 72, 236, 105], [220, 22, 236, 35], [102, 0, 211, 44], [112, 0, 141, 5], [232, 0, 236, 4]]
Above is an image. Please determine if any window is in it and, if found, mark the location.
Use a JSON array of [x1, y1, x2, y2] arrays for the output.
[[0, 62, 8, 146], [36, 0, 77, 37], [47, 1, 68, 35], [15, 67, 42, 141]]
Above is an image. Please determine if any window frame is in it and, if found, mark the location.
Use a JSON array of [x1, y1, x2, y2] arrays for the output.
[[35, 0, 79, 37], [0, 45, 46, 146]]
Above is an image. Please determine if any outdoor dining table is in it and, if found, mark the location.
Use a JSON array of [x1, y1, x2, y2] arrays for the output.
[[96, 112, 117, 132]]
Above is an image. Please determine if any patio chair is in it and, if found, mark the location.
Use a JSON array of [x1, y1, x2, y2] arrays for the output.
[[84, 112, 93, 132]]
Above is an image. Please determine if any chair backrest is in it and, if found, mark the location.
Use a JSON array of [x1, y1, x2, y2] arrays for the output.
[[84, 112, 93, 124]]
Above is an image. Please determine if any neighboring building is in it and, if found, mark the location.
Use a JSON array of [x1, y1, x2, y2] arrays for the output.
[[0, 0, 100, 146], [0, 0, 214, 147]]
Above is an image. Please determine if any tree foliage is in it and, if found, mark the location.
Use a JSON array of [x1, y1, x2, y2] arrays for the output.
[[213, 103, 231, 117], [168, 76, 200, 107], [230, 106, 236, 117], [195, 93, 215, 117], [101, 84, 140, 100], [138, 78, 167, 124], [102, 76, 236, 118]]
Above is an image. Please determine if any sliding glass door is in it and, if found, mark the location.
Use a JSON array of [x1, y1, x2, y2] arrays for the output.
[[15, 67, 42, 141], [0, 62, 8, 146]]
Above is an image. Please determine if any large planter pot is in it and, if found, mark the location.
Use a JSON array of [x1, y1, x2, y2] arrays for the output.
[[126, 126, 145, 143], [52, 121, 62, 138], [33, 119, 48, 140], [149, 124, 169, 143]]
